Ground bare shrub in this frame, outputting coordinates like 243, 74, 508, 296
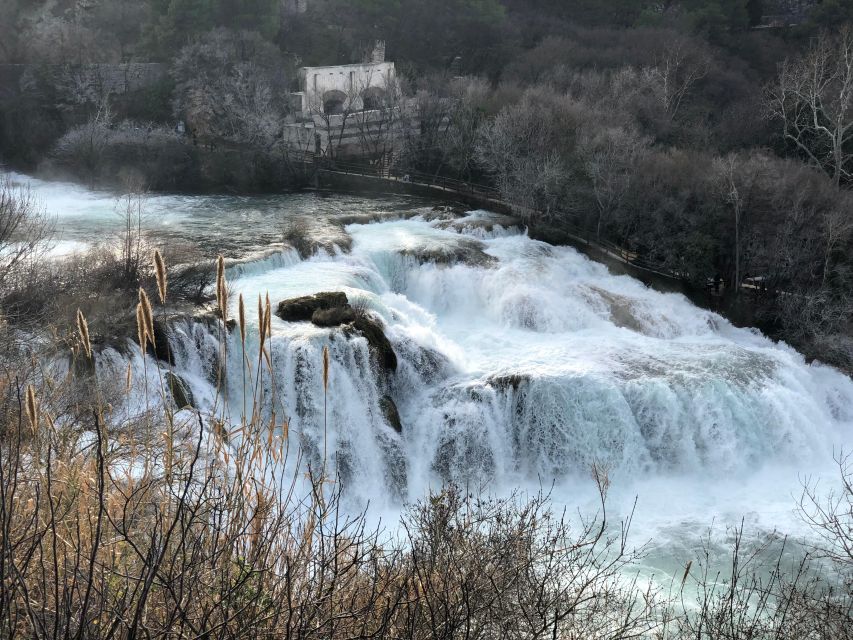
0, 177, 53, 294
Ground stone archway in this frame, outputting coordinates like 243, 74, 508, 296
361, 86, 387, 111
323, 89, 347, 115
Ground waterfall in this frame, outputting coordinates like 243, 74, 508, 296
110, 213, 851, 520
9, 163, 847, 576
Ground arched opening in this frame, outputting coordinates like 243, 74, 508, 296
361, 86, 387, 111
323, 90, 347, 115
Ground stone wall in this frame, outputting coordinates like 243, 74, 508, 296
0, 63, 168, 101
296, 62, 396, 114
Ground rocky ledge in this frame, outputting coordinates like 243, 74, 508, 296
276, 291, 397, 372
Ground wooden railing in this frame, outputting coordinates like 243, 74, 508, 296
326, 159, 503, 201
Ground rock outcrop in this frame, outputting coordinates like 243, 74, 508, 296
348, 315, 398, 372
487, 373, 529, 391
277, 292, 349, 322
165, 371, 194, 409
400, 238, 495, 267
148, 319, 175, 365
311, 305, 356, 327
380, 395, 403, 432
276, 291, 398, 372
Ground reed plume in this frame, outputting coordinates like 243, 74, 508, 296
76, 309, 91, 359
216, 255, 228, 320
265, 293, 272, 338
153, 249, 167, 304
238, 293, 246, 346
138, 288, 155, 349
25, 384, 38, 434
251, 489, 270, 549
680, 560, 693, 590
136, 302, 147, 351
322, 345, 330, 391
163, 422, 174, 483
257, 294, 264, 347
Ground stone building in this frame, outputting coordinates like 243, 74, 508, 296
290, 42, 395, 117
283, 42, 410, 161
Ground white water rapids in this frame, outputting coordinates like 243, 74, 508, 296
8, 171, 853, 578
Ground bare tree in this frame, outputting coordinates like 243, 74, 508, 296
716, 155, 747, 295
643, 40, 709, 121
798, 451, 853, 569
304, 69, 403, 164
305, 80, 360, 162
767, 27, 853, 188
352, 75, 408, 167
580, 124, 649, 240
401, 76, 492, 180
172, 29, 290, 150
821, 207, 853, 287
0, 178, 53, 293
114, 175, 151, 287
476, 89, 577, 220
53, 100, 113, 188
402, 77, 456, 174
218, 61, 285, 151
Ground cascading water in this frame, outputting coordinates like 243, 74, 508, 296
155, 213, 852, 516
8, 170, 853, 576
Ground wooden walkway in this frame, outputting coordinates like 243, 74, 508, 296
316, 160, 683, 284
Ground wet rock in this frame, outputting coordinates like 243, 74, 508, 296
276, 293, 397, 372
331, 210, 421, 226
165, 371, 194, 409
375, 429, 408, 500
400, 239, 496, 267
432, 430, 496, 484
435, 215, 521, 234
277, 292, 349, 322
588, 287, 645, 333
346, 315, 398, 372
402, 342, 453, 384
70, 350, 96, 379
353, 315, 398, 372
311, 305, 356, 327
148, 319, 175, 365
380, 395, 403, 432
282, 217, 352, 258
487, 373, 530, 391
421, 204, 465, 221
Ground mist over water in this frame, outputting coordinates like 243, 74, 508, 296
14, 172, 853, 578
